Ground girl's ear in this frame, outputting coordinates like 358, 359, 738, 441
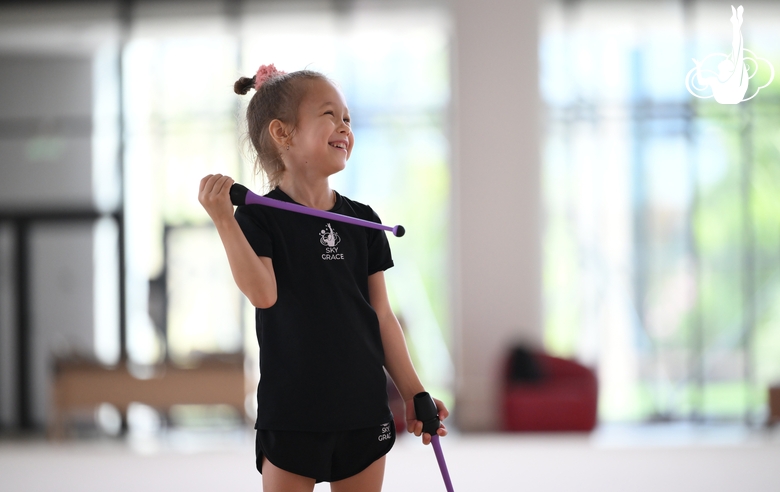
268, 119, 293, 147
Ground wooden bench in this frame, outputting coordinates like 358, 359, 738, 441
50, 354, 251, 438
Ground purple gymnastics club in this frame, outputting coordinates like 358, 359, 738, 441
229, 183, 405, 237
414, 392, 455, 492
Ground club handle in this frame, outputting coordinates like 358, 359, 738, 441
413, 392, 441, 435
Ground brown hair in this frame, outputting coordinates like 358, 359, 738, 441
234, 69, 330, 189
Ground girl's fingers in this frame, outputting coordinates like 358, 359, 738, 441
204, 174, 225, 194
198, 175, 235, 220
423, 422, 448, 445
209, 174, 225, 195
412, 420, 423, 437
434, 398, 449, 421
405, 395, 449, 444
199, 174, 231, 199
199, 174, 220, 196
215, 175, 234, 194
207, 175, 219, 192
437, 423, 448, 437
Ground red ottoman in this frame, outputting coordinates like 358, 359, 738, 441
502, 351, 598, 432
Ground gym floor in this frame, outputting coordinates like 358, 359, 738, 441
2, 423, 779, 491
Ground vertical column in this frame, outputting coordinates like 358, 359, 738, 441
0, 225, 16, 428
15, 221, 30, 429
451, 0, 542, 431
740, 103, 755, 424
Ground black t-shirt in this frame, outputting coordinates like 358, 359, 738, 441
234, 188, 395, 431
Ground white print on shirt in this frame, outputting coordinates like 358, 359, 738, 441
378, 422, 392, 442
319, 223, 344, 260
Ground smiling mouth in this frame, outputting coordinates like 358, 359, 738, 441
329, 142, 348, 151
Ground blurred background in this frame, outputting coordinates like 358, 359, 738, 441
1, 0, 779, 490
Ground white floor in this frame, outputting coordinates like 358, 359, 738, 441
2, 424, 780, 492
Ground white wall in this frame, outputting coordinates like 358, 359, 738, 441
451, 0, 543, 431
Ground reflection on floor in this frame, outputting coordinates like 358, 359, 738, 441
1, 423, 779, 492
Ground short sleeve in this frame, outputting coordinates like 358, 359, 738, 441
366, 207, 394, 275
234, 205, 273, 258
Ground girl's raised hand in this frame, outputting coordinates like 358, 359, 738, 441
198, 174, 235, 224
405, 396, 449, 445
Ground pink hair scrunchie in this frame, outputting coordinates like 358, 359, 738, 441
254, 63, 286, 90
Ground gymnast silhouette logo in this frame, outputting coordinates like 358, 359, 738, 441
320, 223, 345, 260
320, 223, 341, 247
685, 5, 774, 104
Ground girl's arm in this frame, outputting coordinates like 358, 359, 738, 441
369, 271, 448, 444
198, 174, 277, 308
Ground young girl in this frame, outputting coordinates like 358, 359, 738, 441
198, 64, 448, 492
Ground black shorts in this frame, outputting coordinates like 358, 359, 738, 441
255, 421, 396, 483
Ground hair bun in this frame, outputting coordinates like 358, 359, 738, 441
254, 64, 286, 90
234, 76, 255, 95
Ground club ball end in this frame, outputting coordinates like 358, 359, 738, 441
394, 225, 406, 237
229, 183, 249, 206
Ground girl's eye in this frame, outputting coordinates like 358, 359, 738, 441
324, 111, 349, 124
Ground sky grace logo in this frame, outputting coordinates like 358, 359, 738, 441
320, 223, 344, 260
685, 5, 775, 104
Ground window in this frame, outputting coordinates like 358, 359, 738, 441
541, 0, 780, 421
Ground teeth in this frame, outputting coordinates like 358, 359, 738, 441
330, 142, 346, 149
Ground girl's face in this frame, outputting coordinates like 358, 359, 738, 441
287, 79, 354, 179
